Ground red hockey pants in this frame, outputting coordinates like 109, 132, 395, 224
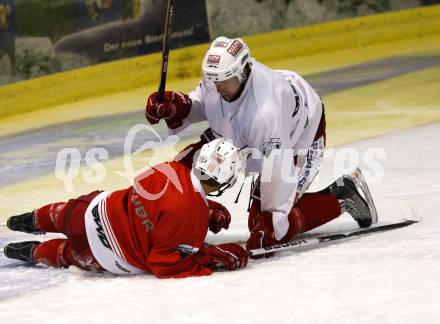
33, 191, 103, 270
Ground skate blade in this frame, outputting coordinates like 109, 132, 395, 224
350, 167, 378, 224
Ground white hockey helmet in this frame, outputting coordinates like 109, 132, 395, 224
202, 37, 251, 83
195, 138, 241, 190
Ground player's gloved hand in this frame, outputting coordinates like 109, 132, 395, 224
207, 199, 231, 234
145, 91, 192, 129
195, 243, 248, 271
246, 210, 277, 259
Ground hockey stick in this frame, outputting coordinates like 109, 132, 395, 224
157, 0, 175, 103
248, 219, 418, 257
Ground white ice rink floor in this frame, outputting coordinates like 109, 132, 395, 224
0, 122, 439, 324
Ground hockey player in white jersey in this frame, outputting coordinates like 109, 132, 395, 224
145, 37, 377, 257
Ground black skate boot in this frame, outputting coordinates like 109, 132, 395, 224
324, 168, 378, 228
3, 241, 40, 263
6, 211, 44, 235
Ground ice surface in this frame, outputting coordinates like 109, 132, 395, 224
0, 123, 439, 324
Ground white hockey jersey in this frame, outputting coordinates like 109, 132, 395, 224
172, 59, 323, 240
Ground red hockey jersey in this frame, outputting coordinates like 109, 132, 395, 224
85, 162, 212, 278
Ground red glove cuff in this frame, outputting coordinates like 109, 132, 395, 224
246, 202, 277, 258
207, 199, 231, 234
145, 91, 192, 128
195, 243, 248, 271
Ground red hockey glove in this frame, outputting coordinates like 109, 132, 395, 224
207, 199, 231, 234
195, 243, 248, 271
246, 209, 277, 259
145, 91, 192, 129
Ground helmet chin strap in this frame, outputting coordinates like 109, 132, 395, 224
207, 174, 236, 197
207, 182, 232, 197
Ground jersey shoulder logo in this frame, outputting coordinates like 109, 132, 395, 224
263, 138, 282, 156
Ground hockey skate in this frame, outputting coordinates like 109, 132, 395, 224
6, 212, 45, 234
328, 168, 378, 228
3, 241, 40, 263
6, 211, 44, 235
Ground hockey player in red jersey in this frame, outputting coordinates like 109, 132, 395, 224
4, 139, 248, 278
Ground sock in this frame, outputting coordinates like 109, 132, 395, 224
280, 192, 341, 243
